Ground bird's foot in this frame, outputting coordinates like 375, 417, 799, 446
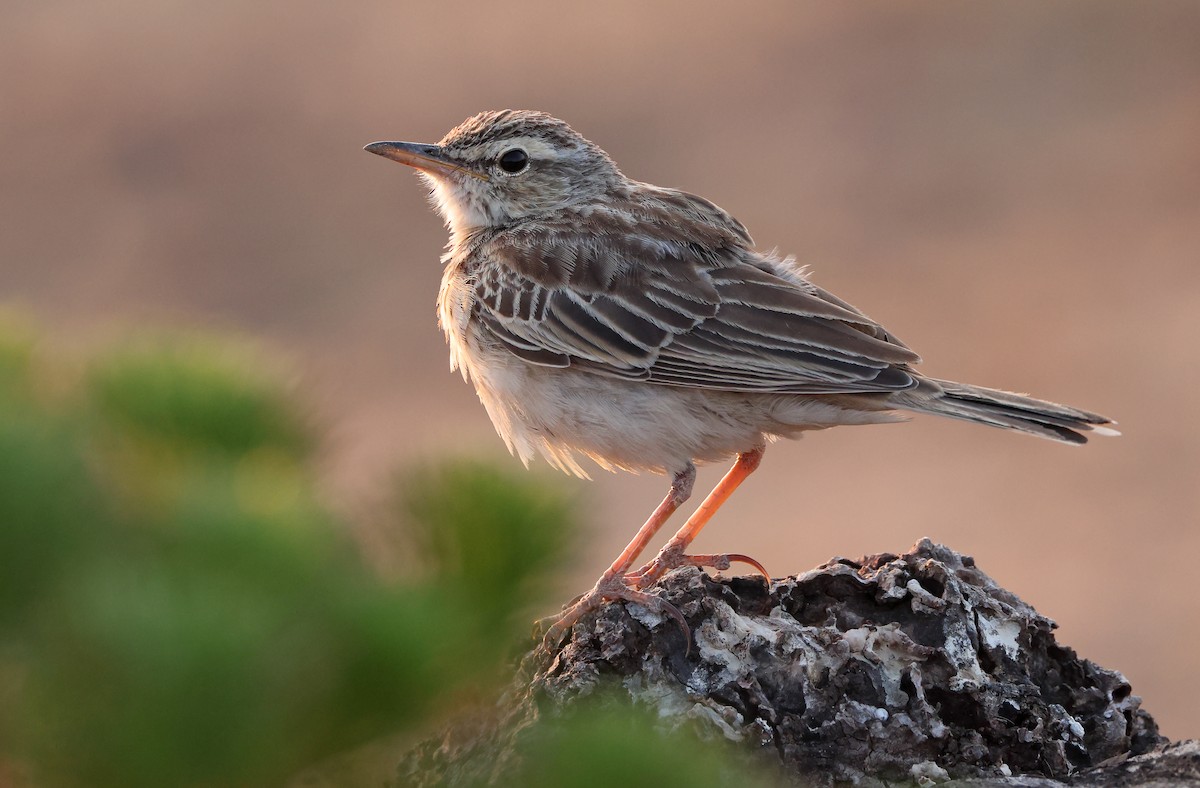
627, 545, 770, 590
538, 570, 689, 649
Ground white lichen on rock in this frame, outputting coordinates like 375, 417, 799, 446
399, 540, 1192, 788
534, 539, 1165, 784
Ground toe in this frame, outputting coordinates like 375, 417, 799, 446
539, 575, 691, 650
631, 551, 770, 589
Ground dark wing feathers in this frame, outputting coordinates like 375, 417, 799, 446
478, 318, 570, 368
546, 291, 651, 367
468, 207, 920, 394
585, 295, 672, 349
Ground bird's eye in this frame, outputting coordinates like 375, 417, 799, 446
497, 148, 528, 174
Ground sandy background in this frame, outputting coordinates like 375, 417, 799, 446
3, 1, 1198, 738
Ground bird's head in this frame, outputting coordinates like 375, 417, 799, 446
366, 110, 623, 238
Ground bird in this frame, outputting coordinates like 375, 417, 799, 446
364, 109, 1116, 643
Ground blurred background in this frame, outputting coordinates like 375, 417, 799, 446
2, 0, 1197, 743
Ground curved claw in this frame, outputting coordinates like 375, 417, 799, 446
630, 550, 771, 590
539, 579, 691, 654
722, 553, 771, 583
638, 593, 691, 652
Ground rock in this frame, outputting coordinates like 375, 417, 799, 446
399, 539, 1196, 786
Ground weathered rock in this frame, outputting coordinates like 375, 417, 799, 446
399, 540, 1195, 786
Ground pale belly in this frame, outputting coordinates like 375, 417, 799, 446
461, 338, 896, 477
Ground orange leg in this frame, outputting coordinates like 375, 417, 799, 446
632, 446, 768, 588
542, 465, 696, 644
542, 448, 773, 649
601, 465, 695, 578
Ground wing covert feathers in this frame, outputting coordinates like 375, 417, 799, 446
466, 199, 921, 395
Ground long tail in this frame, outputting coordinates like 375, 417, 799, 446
890, 377, 1118, 445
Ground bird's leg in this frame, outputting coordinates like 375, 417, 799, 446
600, 464, 696, 581
541, 465, 696, 645
631, 446, 769, 589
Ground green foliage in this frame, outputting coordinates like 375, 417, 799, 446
87, 336, 311, 458
401, 460, 576, 634
0, 323, 564, 786
0, 409, 102, 632
0, 309, 37, 393
0, 318, 774, 787
505, 700, 773, 788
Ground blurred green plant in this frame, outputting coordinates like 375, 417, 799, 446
400, 460, 575, 635
501, 699, 771, 788
0, 314, 774, 787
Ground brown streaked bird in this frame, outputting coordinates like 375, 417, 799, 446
365, 110, 1116, 642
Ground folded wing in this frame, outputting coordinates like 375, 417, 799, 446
469, 211, 921, 395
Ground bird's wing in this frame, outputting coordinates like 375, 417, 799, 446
468, 219, 921, 395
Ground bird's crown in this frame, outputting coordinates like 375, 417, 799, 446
439, 110, 592, 155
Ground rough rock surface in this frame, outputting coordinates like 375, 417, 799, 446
399, 540, 1196, 786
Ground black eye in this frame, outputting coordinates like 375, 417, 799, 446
498, 148, 528, 173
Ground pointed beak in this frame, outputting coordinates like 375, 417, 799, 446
363, 141, 488, 181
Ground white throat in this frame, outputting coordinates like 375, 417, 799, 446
423, 175, 496, 243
